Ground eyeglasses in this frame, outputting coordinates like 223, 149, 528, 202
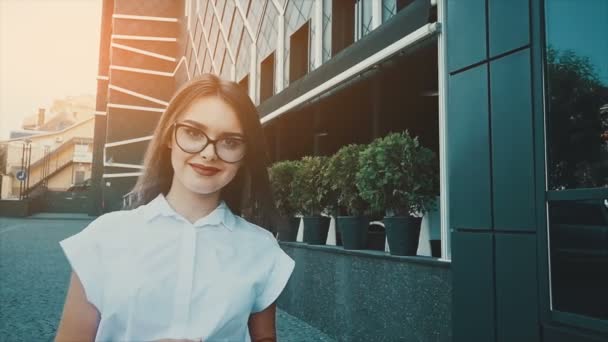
173, 122, 247, 163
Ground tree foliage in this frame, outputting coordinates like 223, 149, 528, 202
546, 46, 608, 189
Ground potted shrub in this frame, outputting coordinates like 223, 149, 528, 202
325, 144, 370, 250
268, 160, 301, 242
356, 131, 439, 256
291, 156, 331, 245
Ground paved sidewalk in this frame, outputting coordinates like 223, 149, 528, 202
27, 212, 95, 220
0, 216, 335, 341
277, 310, 336, 342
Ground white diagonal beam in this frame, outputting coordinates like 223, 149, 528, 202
234, 0, 255, 42
197, 14, 217, 73
270, 0, 284, 14
209, 0, 236, 64
112, 42, 176, 62
188, 29, 203, 74
109, 84, 169, 106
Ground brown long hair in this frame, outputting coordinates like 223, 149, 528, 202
128, 74, 276, 231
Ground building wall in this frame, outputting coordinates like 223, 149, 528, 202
447, 0, 606, 341
1, 119, 94, 199
95, 0, 181, 211
46, 165, 76, 190
4, 119, 94, 168
95, 0, 412, 210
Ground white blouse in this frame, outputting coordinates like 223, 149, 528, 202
59, 194, 295, 342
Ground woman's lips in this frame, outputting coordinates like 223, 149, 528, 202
189, 163, 220, 176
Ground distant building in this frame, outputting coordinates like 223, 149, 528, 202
21, 95, 95, 132
0, 117, 94, 199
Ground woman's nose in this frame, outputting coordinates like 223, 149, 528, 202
199, 142, 217, 160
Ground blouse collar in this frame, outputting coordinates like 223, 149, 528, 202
142, 193, 236, 231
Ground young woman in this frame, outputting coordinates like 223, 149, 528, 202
55, 74, 295, 342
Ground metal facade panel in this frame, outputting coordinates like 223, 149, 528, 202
488, 0, 530, 57
448, 64, 492, 229
452, 231, 496, 342
490, 48, 536, 231
495, 233, 540, 342
446, 0, 487, 72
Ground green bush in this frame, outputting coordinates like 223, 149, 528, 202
324, 144, 369, 216
268, 160, 301, 217
291, 156, 330, 216
356, 131, 439, 217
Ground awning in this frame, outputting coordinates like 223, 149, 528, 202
258, 0, 434, 123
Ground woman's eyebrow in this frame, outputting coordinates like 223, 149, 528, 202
181, 119, 244, 137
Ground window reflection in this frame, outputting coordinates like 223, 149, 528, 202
548, 200, 608, 320
545, 0, 608, 190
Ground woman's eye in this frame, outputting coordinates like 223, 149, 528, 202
222, 138, 242, 148
185, 128, 203, 138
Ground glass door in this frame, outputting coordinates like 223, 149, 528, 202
544, 0, 608, 324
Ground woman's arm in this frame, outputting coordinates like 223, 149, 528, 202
248, 301, 277, 342
55, 272, 100, 342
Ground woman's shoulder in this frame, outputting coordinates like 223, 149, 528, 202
84, 207, 142, 236
232, 215, 277, 245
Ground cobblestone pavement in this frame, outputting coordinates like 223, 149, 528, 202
0, 216, 335, 342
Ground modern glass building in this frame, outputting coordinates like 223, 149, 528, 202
92, 0, 607, 340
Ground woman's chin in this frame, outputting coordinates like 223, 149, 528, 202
183, 182, 222, 196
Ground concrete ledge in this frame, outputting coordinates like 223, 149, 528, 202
0, 199, 34, 217
277, 241, 452, 341
279, 241, 451, 268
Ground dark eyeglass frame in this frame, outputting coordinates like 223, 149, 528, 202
172, 122, 247, 163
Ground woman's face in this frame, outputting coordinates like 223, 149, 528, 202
168, 96, 245, 198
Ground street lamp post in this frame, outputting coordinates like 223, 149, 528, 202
19, 139, 32, 200
25, 140, 32, 198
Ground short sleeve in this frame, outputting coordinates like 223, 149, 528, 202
251, 239, 295, 313
59, 217, 105, 311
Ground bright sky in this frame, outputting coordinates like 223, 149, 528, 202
0, 0, 102, 140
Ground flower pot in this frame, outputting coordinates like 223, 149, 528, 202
383, 216, 422, 256
366, 220, 386, 250
277, 216, 300, 242
337, 216, 370, 250
334, 216, 343, 246
302, 216, 331, 245
430, 239, 441, 258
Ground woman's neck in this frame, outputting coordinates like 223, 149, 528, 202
165, 184, 221, 224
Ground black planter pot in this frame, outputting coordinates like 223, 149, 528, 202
430, 239, 441, 258
337, 216, 370, 250
334, 217, 343, 246
302, 216, 331, 245
277, 216, 300, 242
367, 221, 386, 250
383, 216, 422, 256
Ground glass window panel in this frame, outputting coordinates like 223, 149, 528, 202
548, 199, 608, 320
230, 8, 244, 53
223, 0, 236, 36
247, 0, 265, 38
545, 0, 608, 323
545, 0, 608, 190
209, 18, 220, 59
217, 0, 227, 20
361, 0, 374, 37
286, 0, 314, 36
258, 3, 278, 62
204, 1, 214, 35
236, 29, 252, 81
322, 0, 332, 63
382, 0, 397, 23
216, 35, 226, 74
